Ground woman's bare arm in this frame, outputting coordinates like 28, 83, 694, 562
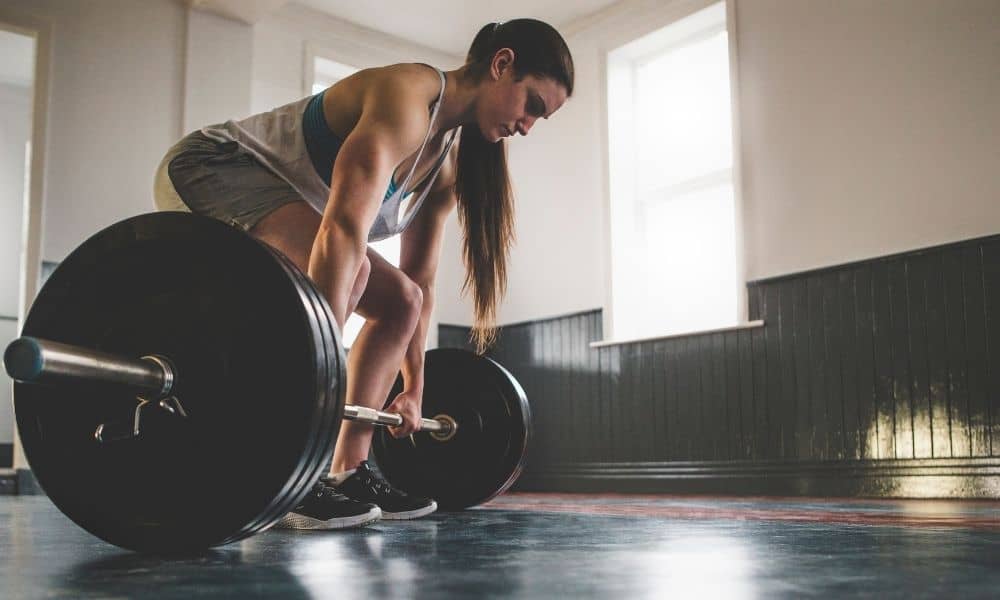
308, 74, 431, 330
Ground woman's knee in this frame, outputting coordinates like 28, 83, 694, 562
400, 279, 423, 320
365, 276, 422, 333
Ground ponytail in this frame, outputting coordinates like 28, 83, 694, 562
455, 19, 574, 354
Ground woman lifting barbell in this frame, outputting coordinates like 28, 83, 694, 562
152, 20, 574, 529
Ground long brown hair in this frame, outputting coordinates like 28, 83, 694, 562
456, 19, 575, 354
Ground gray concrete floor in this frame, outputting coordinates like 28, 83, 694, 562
2, 494, 999, 598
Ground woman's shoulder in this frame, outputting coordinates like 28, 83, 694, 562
346, 63, 442, 105
321, 63, 442, 142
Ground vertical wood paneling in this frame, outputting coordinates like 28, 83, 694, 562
666, 338, 682, 458
564, 316, 576, 462
748, 284, 759, 321
923, 253, 952, 457
539, 319, 552, 464
574, 316, 588, 462
821, 272, 845, 459
768, 281, 803, 458
907, 255, 934, 458
442, 234, 998, 482
589, 313, 601, 462
725, 331, 743, 460
792, 279, 812, 459
807, 276, 829, 459
871, 261, 896, 459
651, 341, 664, 459
737, 330, 755, 459
943, 248, 972, 457
621, 343, 634, 461
963, 245, 991, 457
601, 344, 614, 462
704, 334, 722, 460
838, 269, 861, 460
608, 345, 622, 461
678, 337, 695, 458
983, 241, 1000, 456
642, 341, 657, 460
854, 266, 878, 460
622, 343, 636, 461
639, 342, 653, 461
768, 281, 789, 458
697, 336, 711, 460
751, 321, 769, 461
889, 259, 916, 458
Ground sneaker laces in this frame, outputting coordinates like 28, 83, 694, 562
358, 467, 401, 498
311, 481, 352, 503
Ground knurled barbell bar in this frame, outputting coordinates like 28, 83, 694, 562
4, 212, 531, 553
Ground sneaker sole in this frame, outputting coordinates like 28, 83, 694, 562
272, 505, 382, 530
381, 500, 438, 520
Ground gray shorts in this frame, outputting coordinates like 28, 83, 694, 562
153, 131, 302, 232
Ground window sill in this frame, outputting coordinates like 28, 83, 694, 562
589, 320, 765, 349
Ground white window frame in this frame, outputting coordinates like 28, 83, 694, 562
598, 0, 751, 346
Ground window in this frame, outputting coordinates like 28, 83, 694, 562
311, 55, 399, 349
606, 2, 737, 341
312, 56, 357, 95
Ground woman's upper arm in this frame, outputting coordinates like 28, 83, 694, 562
321, 76, 429, 235
399, 152, 458, 287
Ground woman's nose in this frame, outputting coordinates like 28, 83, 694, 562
517, 118, 535, 136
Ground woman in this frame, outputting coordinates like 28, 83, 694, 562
154, 19, 574, 529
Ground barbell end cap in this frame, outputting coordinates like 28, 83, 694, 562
4, 337, 45, 382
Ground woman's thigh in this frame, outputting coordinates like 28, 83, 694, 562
251, 203, 373, 318
249, 201, 321, 273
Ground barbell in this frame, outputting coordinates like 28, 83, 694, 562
3, 212, 531, 553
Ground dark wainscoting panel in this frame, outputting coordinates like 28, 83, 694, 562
0, 444, 11, 469
439, 234, 1000, 498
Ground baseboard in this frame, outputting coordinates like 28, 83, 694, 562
515, 458, 1000, 499
16, 468, 42, 495
0, 469, 14, 495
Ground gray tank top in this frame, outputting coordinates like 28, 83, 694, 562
200, 66, 457, 243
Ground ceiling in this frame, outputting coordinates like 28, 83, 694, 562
293, 0, 621, 56
0, 29, 34, 88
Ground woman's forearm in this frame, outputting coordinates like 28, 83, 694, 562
308, 222, 367, 332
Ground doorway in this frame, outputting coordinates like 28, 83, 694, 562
0, 23, 38, 469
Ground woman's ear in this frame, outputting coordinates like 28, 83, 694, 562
490, 48, 517, 81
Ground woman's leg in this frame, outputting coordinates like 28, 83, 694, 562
329, 248, 423, 474
249, 202, 421, 474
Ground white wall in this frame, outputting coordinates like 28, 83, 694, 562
184, 9, 254, 132
735, 0, 1000, 280
2, 0, 187, 262
252, 4, 459, 113
0, 82, 30, 446
435, 0, 1000, 329
0, 83, 30, 319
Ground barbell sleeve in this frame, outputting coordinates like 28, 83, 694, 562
4, 336, 174, 399
5, 336, 454, 436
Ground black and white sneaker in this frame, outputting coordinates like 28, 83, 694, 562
273, 481, 382, 530
328, 461, 437, 520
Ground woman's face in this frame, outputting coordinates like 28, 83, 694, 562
478, 49, 568, 143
